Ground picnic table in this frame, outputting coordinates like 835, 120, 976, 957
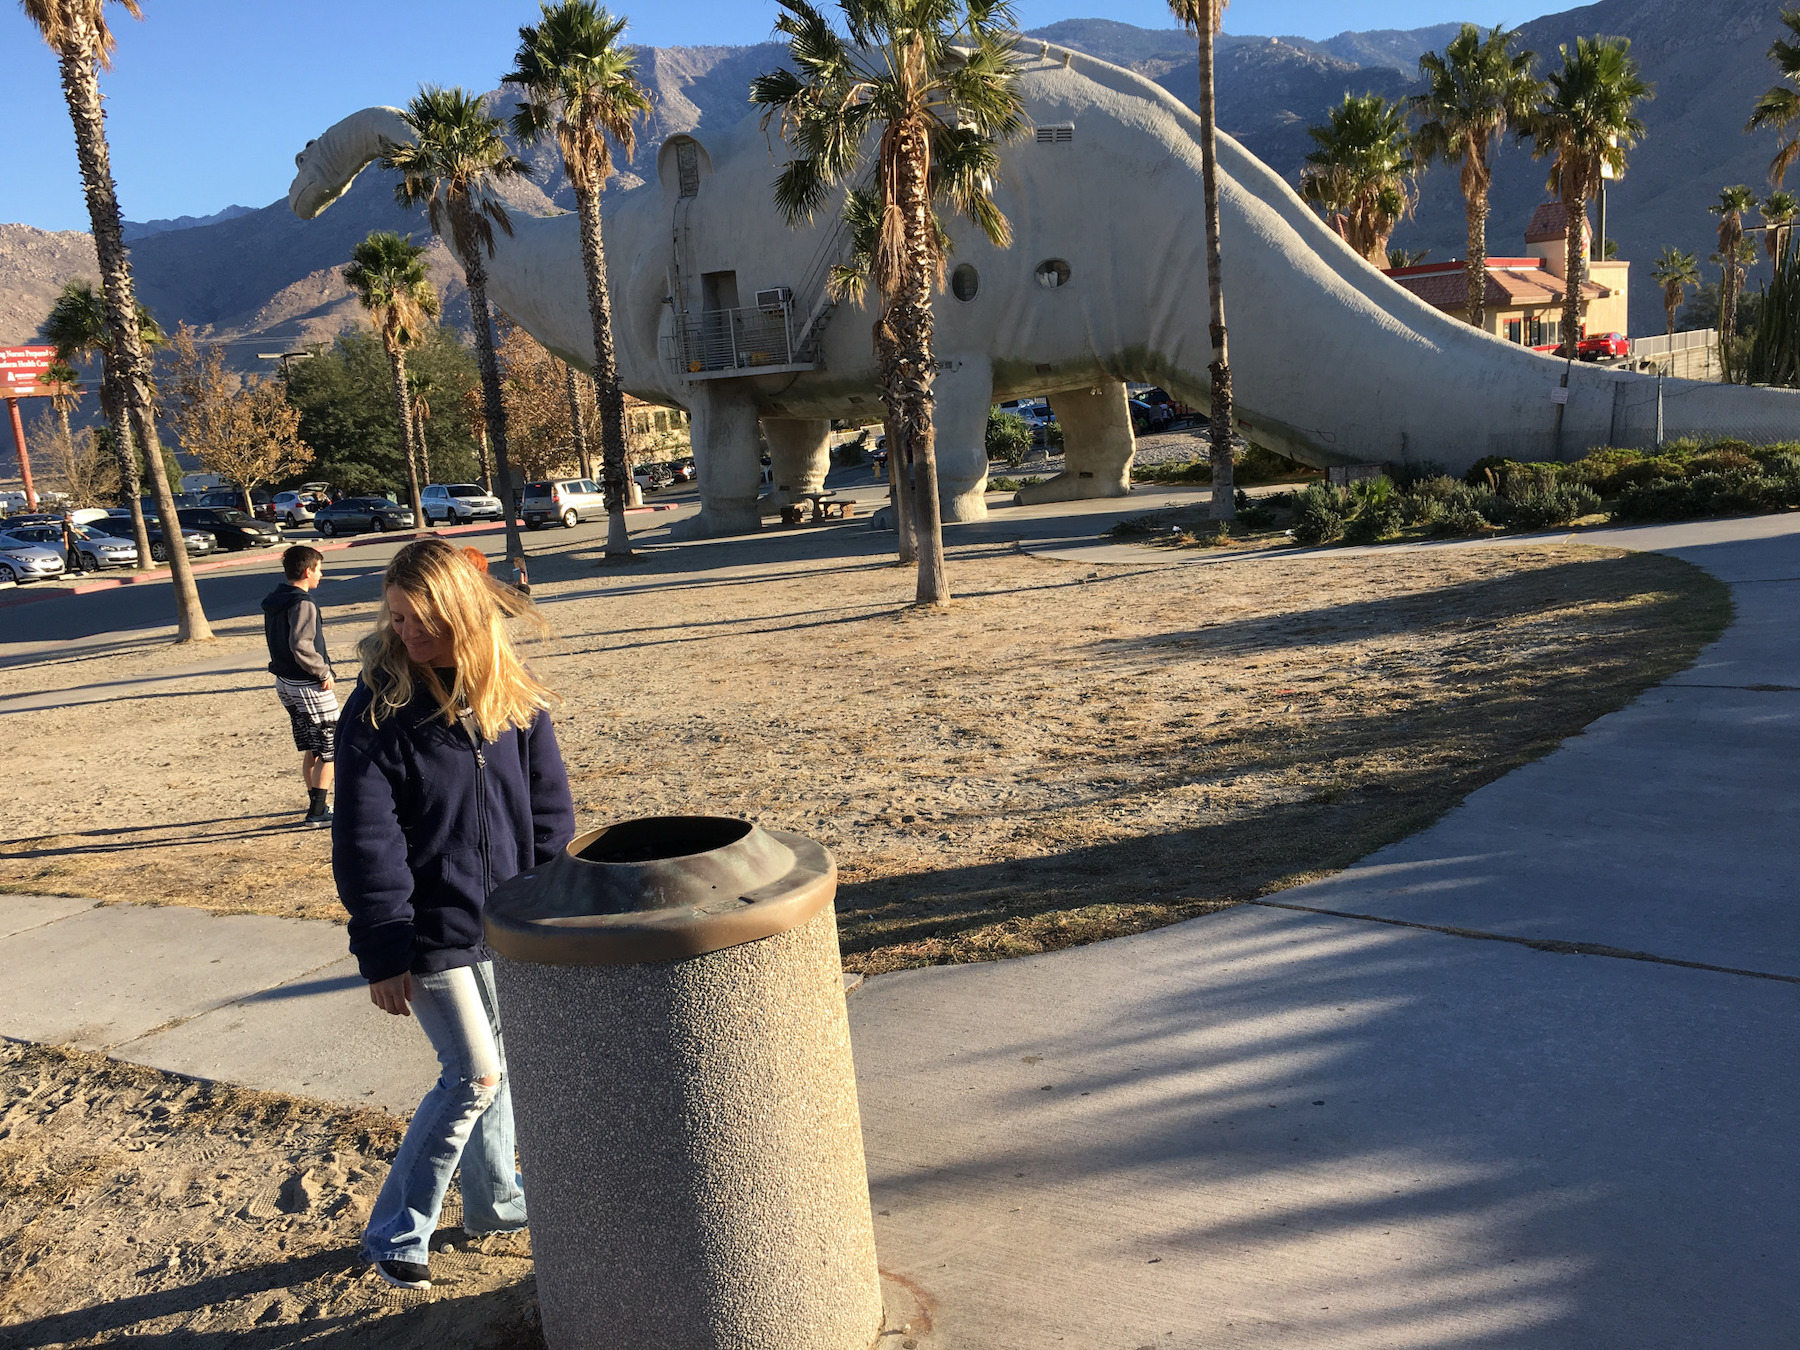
798, 491, 854, 523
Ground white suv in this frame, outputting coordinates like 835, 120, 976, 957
522, 478, 605, 529
272, 490, 324, 527
423, 483, 504, 525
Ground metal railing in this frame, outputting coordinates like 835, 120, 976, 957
663, 299, 798, 375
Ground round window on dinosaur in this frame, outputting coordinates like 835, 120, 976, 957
1035, 258, 1072, 289
951, 263, 979, 302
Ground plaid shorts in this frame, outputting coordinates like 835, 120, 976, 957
275, 677, 340, 760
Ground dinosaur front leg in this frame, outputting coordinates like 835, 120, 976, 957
762, 418, 831, 511
1020, 381, 1137, 504
680, 382, 764, 538
933, 355, 995, 523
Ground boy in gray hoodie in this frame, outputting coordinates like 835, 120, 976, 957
262, 545, 337, 827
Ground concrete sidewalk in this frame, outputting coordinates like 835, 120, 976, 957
2, 514, 1796, 1345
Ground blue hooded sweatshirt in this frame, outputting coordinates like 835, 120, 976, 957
331, 673, 576, 983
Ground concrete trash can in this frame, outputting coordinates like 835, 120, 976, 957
483, 815, 884, 1350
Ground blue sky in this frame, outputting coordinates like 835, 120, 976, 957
2, 0, 1528, 233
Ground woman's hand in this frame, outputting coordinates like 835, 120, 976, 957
369, 973, 414, 1016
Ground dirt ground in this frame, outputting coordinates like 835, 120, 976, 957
0, 530, 1726, 973
0, 523, 1730, 1346
0, 1041, 540, 1348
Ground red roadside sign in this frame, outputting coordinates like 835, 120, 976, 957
0, 346, 56, 399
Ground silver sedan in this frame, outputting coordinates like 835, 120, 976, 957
0, 533, 69, 585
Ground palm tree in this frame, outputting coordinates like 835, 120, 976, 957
1749, 8, 1800, 187
39, 278, 162, 569
503, 0, 651, 562
752, 0, 1025, 604
42, 360, 82, 446
1171, 0, 1235, 519
1650, 247, 1700, 336
408, 368, 436, 484
23, 0, 209, 638
564, 365, 592, 480
1300, 93, 1418, 267
1712, 185, 1759, 352
343, 231, 438, 527
383, 85, 530, 564
1761, 190, 1798, 263
1523, 36, 1652, 359
1412, 24, 1541, 329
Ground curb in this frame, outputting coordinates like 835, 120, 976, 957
0, 507, 680, 611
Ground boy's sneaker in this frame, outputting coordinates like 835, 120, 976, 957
302, 806, 333, 829
373, 1258, 430, 1290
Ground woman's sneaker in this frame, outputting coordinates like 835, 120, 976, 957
373, 1258, 430, 1290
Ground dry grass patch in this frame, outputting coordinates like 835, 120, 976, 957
0, 1041, 540, 1347
0, 538, 1726, 974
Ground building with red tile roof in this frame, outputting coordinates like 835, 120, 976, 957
1383, 203, 1630, 350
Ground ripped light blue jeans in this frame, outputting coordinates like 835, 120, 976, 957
362, 961, 528, 1264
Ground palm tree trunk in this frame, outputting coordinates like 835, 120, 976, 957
1720, 226, 1742, 353
565, 364, 592, 480
873, 319, 915, 564
387, 342, 423, 527
416, 409, 432, 485
571, 179, 633, 560
1560, 185, 1587, 359
1465, 182, 1490, 328
1664, 288, 1677, 338
475, 421, 492, 494
101, 367, 152, 572
892, 122, 948, 606
57, 35, 211, 640
451, 202, 525, 565
1198, 8, 1236, 521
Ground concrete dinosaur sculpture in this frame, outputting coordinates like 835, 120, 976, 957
291, 45, 1800, 537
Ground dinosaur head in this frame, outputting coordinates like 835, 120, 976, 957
288, 107, 416, 219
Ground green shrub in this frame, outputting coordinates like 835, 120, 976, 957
1292, 482, 1353, 544
1341, 477, 1404, 543
1237, 444, 1309, 484
986, 411, 1033, 468
1429, 505, 1491, 537
1132, 458, 1212, 484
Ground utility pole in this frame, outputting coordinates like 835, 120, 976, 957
5, 398, 35, 510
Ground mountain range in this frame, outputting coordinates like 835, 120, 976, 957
0, 0, 1789, 368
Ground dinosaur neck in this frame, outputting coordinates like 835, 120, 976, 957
288, 107, 414, 220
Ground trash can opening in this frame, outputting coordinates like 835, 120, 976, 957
578, 815, 753, 864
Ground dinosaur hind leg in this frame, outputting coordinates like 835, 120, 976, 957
1018, 380, 1136, 504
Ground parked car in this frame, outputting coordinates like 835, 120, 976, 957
311, 497, 417, 537
175, 507, 285, 551
672, 459, 697, 482
195, 487, 277, 520
1577, 331, 1629, 361
422, 483, 505, 524
522, 478, 606, 529
0, 532, 68, 584
632, 463, 674, 493
271, 490, 328, 527
0, 523, 138, 570
69, 507, 113, 526
90, 514, 218, 561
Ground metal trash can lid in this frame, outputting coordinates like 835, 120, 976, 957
484, 815, 837, 966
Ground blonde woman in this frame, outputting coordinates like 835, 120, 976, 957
332, 537, 574, 1291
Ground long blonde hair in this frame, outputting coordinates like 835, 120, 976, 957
359, 537, 556, 739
